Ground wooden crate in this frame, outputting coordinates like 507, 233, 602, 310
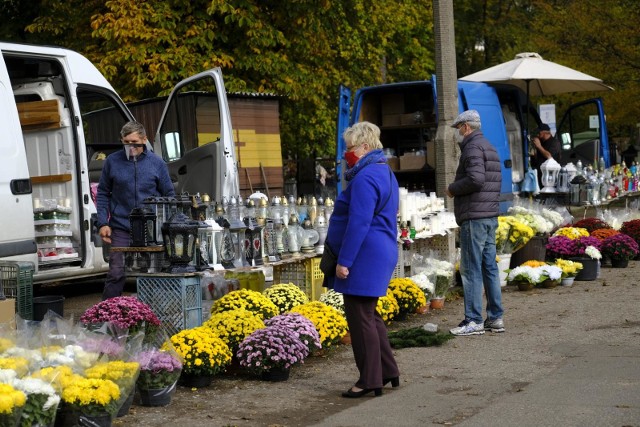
17, 99, 61, 131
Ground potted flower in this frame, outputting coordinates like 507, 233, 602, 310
600, 233, 639, 268
134, 348, 183, 406
546, 236, 601, 281
590, 228, 620, 241
537, 264, 563, 288
203, 308, 265, 351
388, 278, 428, 316
506, 265, 541, 291
263, 283, 309, 313
496, 216, 535, 255
0, 383, 26, 427
552, 227, 590, 239
620, 219, 640, 255
168, 326, 232, 388
290, 302, 348, 349
318, 289, 345, 316
84, 360, 140, 417
573, 217, 611, 233
210, 289, 279, 320
61, 377, 121, 425
555, 259, 583, 286
80, 296, 161, 340
264, 313, 322, 354
376, 289, 400, 324
11, 377, 60, 427
236, 325, 309, 381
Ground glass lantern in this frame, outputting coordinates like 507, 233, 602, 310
314, 213, 328, 255
161, 212, 199, 273
287, 214, 302, 257
129, 206, 157, 247
540, 158, 561, 193
556, 167, 570, 193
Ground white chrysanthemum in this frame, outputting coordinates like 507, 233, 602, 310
410, 273, 435, 295
540, 265, 563, 281
12, 377, 60, 410
2, 346, 44, 365
0, 368, 17, 383
585, 246, 602, 260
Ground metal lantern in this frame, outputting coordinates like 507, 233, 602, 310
129, 207, 157, 247
161, 212, 199, 273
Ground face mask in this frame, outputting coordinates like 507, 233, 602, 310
345, 150, 360, 168
124, 144, 144, 160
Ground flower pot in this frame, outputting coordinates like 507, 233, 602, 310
138, 383, 176, 407
78, 413, 112, 427
510, 235, 548, 268
416, 304, 429, 314
497, 254, 512, 287
540, 279, 560, 288
430, 297, 445, 310
610, 258, 629, 268
340, 332, 352, 345
514, 281, 534, 291
116, 389, 135, 417
561, 277, 575, 287
178, 372, 213, 388
260, 367, 290, 382
569, 257, 598, 281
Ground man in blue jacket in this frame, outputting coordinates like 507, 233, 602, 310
97, 121, 175, 299
446, 110, 504, 336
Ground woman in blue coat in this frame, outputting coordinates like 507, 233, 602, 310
325, 121, 400, 398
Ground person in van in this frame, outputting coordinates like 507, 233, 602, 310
530, 123, 561, 181
96, 121, 175, 300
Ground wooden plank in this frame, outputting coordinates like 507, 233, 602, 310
31, 174, 72, 184
17, 100, 60, 129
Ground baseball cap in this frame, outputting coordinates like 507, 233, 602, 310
534, 123, 551, 133
451, 110, 481, 128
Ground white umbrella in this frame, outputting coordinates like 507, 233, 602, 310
460, 52, 613, 133
461, 52, 613, 96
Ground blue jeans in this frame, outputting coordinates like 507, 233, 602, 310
459, 217, 503, 324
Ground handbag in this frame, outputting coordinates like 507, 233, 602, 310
319, 242, 338, 276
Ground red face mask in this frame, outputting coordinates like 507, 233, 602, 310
344, 150, 360, 168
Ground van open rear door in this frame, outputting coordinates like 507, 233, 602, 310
335, 85, 351, 196
556, 98, 610, 167
155, 69, 239, 202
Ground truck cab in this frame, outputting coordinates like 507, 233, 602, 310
0, 42, 238, 283
336, 78, 610, 210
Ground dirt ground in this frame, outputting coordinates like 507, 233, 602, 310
49, 259, 640, 427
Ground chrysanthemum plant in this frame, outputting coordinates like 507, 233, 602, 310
167, 327, 232, 377
264, 313, 321, 354
290, 302, 348, 349
236, 325, 309, 374
203, 309, 265, 351
134, 348, 183, 390
210, 289, 278, 320
80, 296, 161, 341
263, 283, 309, 313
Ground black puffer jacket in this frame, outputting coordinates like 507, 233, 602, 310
448, 130, 501, 224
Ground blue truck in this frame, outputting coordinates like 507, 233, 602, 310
335, 78, 611, 209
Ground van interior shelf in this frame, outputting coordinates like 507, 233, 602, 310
31, 174, 72, 184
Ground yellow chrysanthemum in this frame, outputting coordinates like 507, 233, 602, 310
61, 377, 120, 415
388, 278, 427, 316
553, 227, 590, 240
0, 383, 26, 414
203, 308, 265, 349
376, 288, 400, 324
0, 357, 30, 377
263, 283, 309, 313
210, 289, 279, 320
290, 302, 348, 348
167, 327, 232, 376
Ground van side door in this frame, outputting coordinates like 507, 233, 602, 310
556, 98, 610, 167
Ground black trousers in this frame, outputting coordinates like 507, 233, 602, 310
343, 294, 399, 389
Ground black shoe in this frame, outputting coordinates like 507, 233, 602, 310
383, 376, 400, 388
341, 387, 383, 398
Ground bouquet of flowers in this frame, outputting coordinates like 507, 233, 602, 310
167, 327, 232, 377
540, 208, 567, 231
496, 216, 535, 254
236, 325, 309, 374
388, 278, 427, 316
318, 290, 344, 315
60, 377, 121, 417
506, 265, 542, 284
11, 377, 60, 427
555, 259, 583, 278
290, 302, 348, 349
210, 289, 278, 320
0, 383, 26, 427
376, 288, 400, 324
40, 345, 100, 371
507, 206, 554, 234
546, 236, 601, 260
552, 227, 589, 240
620, 219, 640, 248
80, 296, 161, 339
263, 283, 309, 313
203, 309, 265, 351
573, 217, 611, 233
134, 348, 183, 390
264, 313, 322, 354
84, 360, 140, 409
29, 365, 79, 395
0, 356, 30, 378
0, 338, 14, 354
409, 272, 435, 300
600, 233, 639, 261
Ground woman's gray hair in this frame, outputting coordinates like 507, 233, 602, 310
343, 121, 383, 150
120, 121, 147, 139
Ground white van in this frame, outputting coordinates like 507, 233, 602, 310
0, 42, 239, 283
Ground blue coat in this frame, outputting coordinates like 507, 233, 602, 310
326, 163, 399, 297
97, 148, 175, 232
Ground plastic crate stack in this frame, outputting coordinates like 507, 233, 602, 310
0, 261, 35, 320
272, 257, 325, 301
136, 275, 202, 336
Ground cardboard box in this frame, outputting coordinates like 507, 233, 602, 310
381, 93, 404, 115
382, 114, 401, 127
387, 157, 400, 171
399, 154, 427, 170
0, 298, 16, 327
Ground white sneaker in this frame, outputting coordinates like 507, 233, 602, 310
450, 321, 485, 336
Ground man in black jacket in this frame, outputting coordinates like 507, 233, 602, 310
446, 110, 505, 336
